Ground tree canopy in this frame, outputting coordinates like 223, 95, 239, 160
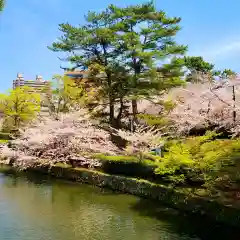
0, 86, 41, 131
44, 75, 85, 120
49, 1, 187, 128
0, 0, 4, 11
184, 56, 214, 73
218, 68, 237, 79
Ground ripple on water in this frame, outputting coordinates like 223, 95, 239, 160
0, 173, 237, 240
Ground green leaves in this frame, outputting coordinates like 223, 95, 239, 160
0, 0, 4, 12
218, 68, 237, 79
108, 1, 187, 101
154, 131, 240, 189
183, 56, 237, 83
183, 56, 216, 82
184, 56, 214, 73
0, 86, 41, 131
46, 75, 86, 119
50, 1, 187, 125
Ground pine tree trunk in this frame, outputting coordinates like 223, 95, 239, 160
131, 99, 138, 131
107, 73, 115, 126
232, 85, 236, 125
116, 97, 124, 129
132, 58, 139, 130
109, 99, 114, 126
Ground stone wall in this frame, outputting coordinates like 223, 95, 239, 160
31, 165, 240, 228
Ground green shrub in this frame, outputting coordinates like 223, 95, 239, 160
94, 154, 159, 180
137, 113, 170, 127
94, 132, 240, 193
0, 132, 12, 140
95, 154, 139, 162
155, 131, 240, 188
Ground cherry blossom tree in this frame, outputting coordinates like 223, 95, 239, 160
168, 76, 240, 135
0, 111, 120, 170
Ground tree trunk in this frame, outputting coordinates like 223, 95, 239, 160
115, 97, 125, 129
131, 99, 138, 130
107, 72, 115, 126
131, 53, 140, 130
232, 85, 236, 125
109, 98, 114, 125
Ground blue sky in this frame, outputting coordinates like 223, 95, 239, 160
1, 0, 240, 92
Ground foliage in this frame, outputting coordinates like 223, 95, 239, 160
94, 153, 139, 162
109, 2, 187, 123
218, 69, 237, 79
0, 87, 41, 131
94, 153, 158, 179
137, 99, 176, 127
0, 132, 12, 140
44, 75, 86, 119
50, 1, 186, 127
184, 56, 214, 74
0, 139, 8, 144
137, 114, 171, 127
2, 0, 239, 206
0, 0, 4, 11
49, 8, 123, 125
184, 56, 215, 82
155, 131, 240, 190
184, 56, 237, 85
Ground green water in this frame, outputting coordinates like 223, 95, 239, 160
0, 173, 237, 240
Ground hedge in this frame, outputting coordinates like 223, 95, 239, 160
94, 154, 160, 181
0, 132, 12, 140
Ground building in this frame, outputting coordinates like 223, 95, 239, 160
12, 73, 51, 115
64, 70, 89, 80
64, 70, 106, 88
13, 73, 50, 93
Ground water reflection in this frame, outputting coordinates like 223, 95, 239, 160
0, 173, 238, 240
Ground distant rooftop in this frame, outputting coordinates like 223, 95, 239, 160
65, 70, 107, 80
65, 71, 89, 79
13, 73, 50, 90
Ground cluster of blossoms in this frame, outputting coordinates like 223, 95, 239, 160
111, 125, 169, 156
167, 79, 240, 135
0, 112, 119, 169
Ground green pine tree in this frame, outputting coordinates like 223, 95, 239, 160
50, 1, 186, 128
219, 69, 237, 79
184, 56, 215, 82
0, 0, 4, 11
109, 1, 187, 124
49, 9, 126, 126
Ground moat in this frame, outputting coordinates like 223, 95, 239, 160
0, 173, 237, 240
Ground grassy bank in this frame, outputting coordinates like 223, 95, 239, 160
1, 163, 240, 228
